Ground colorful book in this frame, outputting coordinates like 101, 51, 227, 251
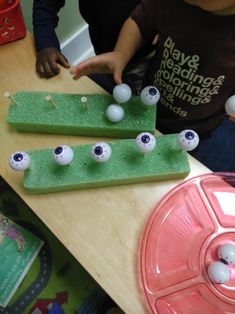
0, 213, 44, 308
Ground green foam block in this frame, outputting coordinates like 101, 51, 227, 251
23, 134, 190, 194
6, 91, 156, 138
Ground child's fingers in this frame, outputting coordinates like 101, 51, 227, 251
71, 63, 100, 80
229, 116, 235, 123
70, 65, 90, 80
70, 56, 111, 80
48, 58, 60, 74
57, 53, 70, 68
114, 68, 123, 85
152, 34, 159, 45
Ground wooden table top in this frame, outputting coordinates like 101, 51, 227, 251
0, 33, 210, 313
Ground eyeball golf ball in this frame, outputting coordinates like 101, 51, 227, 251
113, 83, 132, 103
177, 129, 199, 151
207, 261, 230, 284
9, 152, 31, 171
136, 132, 156, 154
218, 243, 235, 264
91, 142, 112, 162
53, 145, 74, 166
106, 104, 124, 122
140, 86, 160, 106
225, 95, 235, 117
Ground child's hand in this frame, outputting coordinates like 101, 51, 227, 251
36, 47, 70, 78
70, 51, 127, 85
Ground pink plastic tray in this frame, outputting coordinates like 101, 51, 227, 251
139, 172, 235, 314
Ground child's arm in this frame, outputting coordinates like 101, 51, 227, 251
33, 0, 70, 77
70, 17, 144, 84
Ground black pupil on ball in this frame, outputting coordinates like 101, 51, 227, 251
141, 135, 150, 143
55, 146, 63, 155
94, 146, 103, 155
149, 88, 157, 96
14, 153, 23, 162
185, 131, 194, 140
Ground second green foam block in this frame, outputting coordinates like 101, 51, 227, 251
23, 134, 190, 194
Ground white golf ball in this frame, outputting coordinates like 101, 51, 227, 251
218, 243, 235, 265
53, 145, 74, 166
113, 83, 132, 103
91, 142, 112, 163
207, 261, 230, 284
225, 95, 235, 117
136, 132, 156, 154
177, 129, 199, 151
140, 86, 160, 106
106, 104, 124, 122
9, 151, 31, 171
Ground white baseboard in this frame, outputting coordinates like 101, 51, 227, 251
60, 24, 95, 66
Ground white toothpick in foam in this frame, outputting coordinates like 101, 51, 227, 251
80, 96, 88, 109
45, 95, 58, 108
4, 92, 20, 106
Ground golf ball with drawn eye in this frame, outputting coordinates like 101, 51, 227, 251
113, 83, 132, 103
106, 104, 124, 122
53, 145, 74, 166
218, 243, 235, 265
136, 132, 156, 154
9, 151, 31, 171
207, 261, 230, 284
177, 129, 199, 151
140, 86, 160, 106
91, 142, 112, 162
225, 95, 235, 117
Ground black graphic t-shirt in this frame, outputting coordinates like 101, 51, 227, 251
132, 0, 235, 133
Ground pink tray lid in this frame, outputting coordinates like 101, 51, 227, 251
139, 172, 235, 314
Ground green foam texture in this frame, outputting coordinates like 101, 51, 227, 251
6, 91, 156, 138
23, 134, 190, 194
